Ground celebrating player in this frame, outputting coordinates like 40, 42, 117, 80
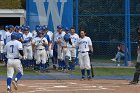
55, 25, 66, 70
32, 29, 48, 72
23, 26, 33, 68
69, 27, 79, 70
5, 25, 14, 44
4, 32, 25, 93
77, 30, 93, 80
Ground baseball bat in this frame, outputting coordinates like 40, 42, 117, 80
90, 64, 95, 78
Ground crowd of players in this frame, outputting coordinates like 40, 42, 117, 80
0, 25, 80, 73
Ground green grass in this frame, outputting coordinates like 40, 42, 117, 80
72, 67, 135, 76
0, 65, 135, 76
0, 66, 39, 76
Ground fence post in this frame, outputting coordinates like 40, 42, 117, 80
26, 0, 29, 26
125, 0, 131, 66
76, 0, 79, 33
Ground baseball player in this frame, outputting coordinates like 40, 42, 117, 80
63, 27, 72, 71
42, 26, 51, 70
69, 27, 79, 70
5, 25, 14, 44
77, 30, 93, 80
22, 26, 33, 68
4, 32, 24, 93
5, 25, 9, 32
0, 25, 6, 61
55, 25, 66, 70
130, 26, 140, 84
32, 30, 48, 72
15, 26, 23, 42
42, 25, 54, 68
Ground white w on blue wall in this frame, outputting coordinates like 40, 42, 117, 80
27, 0, 73, 32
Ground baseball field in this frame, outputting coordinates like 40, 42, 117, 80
0, 60, 140, 93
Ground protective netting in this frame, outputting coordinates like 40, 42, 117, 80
74, 0, 140, 59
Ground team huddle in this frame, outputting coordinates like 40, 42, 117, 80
0, 25, 93, 93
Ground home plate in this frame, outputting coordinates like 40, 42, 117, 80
53, 86, 68, 88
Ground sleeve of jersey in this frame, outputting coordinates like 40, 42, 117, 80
18, 42, 23, 50
44, 38, 48, 44
3, 44, 7, 53
46, 35, 51, 43
88, 37, 92, 46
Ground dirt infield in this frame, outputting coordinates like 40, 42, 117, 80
0, 80, 140, 93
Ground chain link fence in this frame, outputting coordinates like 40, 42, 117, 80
73, 0, 140, 65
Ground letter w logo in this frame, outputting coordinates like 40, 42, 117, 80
34, 0, 67, 32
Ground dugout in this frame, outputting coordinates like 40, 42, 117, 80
0, 9, 25, 26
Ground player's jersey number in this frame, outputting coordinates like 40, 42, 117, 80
10, 45, 14, 53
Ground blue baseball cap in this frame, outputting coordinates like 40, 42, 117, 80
5, 25, 9, 29
65, 27, 69, 32
9, 25, 14, 28
15, 26, 21, 30
57, 25, 63, 29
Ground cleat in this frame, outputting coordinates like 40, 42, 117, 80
129, 81, 138, 85
12, 80, 18, 90
117, 64, 120, 67
87, 76, 92, 81
58, 67, 62, 70
111, 58, 116, 62
7, 88, 12, 93
80, 77, 86, 81
53, 65, 57, 70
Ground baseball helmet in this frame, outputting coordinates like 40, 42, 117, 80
5, 25, 9, 29
64, 34, 70, 42
37, 30, 44, 35
22, 24, 26, 27
11, 32, 17, 40
9, 25, 14, 29
65, 27, 69, 32
57, 25, 63, 29
42, 25, 48, 30
23, 27, 29, 31
15, 26, 21, 30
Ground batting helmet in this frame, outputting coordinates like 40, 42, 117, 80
57, 25, 63, 29
65, 27, 69, 32
15, 26, 21, 30
5, 25, 9, 29
9, 25, 14, 29
64, 34, 70, 42
11, 32, 17, 40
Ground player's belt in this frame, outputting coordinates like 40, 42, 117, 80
36, 48, 45, 50
79, 51, 88, 53
24, 45, 31, 47
8, 58, 19, 59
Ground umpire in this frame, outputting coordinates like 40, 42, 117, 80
130, 26, 140, 84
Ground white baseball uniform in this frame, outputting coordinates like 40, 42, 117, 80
78, 36, 92, 69
69, 33, 79, 58
6, 32, 12, 44
4, 40, 23, 78
0, 30, 6, 53
32, 37, 48, 64
23, 32, 33, 60
32, 30, 37, 39
55, 31, 66, 60
47, 31, 53, 58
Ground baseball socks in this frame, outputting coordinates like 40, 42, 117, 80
7, 77, 12, 90
87, 70, 91, 80
11, 72, 23, 90
81, 69, 85, 80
